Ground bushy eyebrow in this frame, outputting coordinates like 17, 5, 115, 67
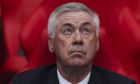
62, 23, 73, 27
81, 22, 91, 26
81, 22, 96, 30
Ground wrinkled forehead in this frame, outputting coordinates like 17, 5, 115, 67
56, 11, 93, 26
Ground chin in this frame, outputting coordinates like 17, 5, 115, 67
68, 59, 88, 67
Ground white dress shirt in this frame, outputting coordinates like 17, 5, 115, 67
57, 69, 91, 84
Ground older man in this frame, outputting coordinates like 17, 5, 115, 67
11, 2, 135, 84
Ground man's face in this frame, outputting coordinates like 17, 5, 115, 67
49, 11, 98, 68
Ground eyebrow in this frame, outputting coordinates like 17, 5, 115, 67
62, 23, 73, 27
81, 22, 91, 26
82, 22, 96, 28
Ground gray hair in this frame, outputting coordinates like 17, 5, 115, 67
48, 2, 100, 38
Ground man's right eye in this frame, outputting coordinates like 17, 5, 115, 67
63, 27, 72, 35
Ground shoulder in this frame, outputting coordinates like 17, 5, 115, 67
91, 66, 136, 84
11, 64, 57, 84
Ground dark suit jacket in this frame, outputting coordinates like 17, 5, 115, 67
11, 64, 136, 84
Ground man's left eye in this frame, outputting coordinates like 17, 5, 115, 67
82, 28, 90, 35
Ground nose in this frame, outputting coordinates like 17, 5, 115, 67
73, 31, 83, 45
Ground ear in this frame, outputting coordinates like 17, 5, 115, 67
48, 37, 54, 52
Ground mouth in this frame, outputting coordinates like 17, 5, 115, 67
68, 50, 86, 57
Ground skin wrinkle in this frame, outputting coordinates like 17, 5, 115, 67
48, 11, 98, 83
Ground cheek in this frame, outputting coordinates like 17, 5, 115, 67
58, 34, 73, 49
53, 35, 72, 57
85, 38, 98, 57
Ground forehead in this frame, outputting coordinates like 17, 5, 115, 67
56, 11, 93, 25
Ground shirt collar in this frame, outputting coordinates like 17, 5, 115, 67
57, 69, 91, 84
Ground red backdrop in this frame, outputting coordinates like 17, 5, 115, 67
0, 0, 140, 84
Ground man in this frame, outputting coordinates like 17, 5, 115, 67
11, 2, 136, 84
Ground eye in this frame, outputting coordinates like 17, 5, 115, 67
82, 27, 90, 35
63, 26, 73, 35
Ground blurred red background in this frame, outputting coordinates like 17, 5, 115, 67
0, 0, 140, 84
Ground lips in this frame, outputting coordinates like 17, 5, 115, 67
68, 49, 87, 56
70, 51, 86, 55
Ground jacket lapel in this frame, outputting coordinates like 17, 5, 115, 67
88, 66, 103, 84
43, 65, 59, 84
42, 65, 104, 84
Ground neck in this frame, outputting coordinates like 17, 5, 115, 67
57, 62, 92, 83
